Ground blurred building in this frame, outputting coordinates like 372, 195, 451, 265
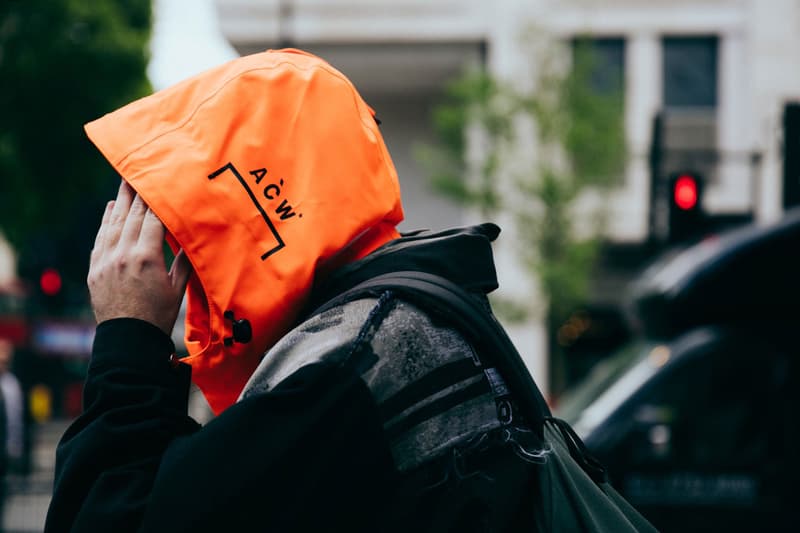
213, 0, 800, 395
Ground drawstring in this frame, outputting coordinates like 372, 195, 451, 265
343, 290, 396, 372
545, 416, 608, 484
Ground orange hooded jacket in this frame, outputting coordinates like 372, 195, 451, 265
84, 49, 404, 413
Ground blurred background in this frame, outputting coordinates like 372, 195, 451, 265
1, 0, 799, 531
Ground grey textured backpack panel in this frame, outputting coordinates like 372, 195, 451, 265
311, 271, 658, 532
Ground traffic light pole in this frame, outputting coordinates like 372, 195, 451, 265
649, 110, 762, 248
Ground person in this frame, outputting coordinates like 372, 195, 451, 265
44, 49, 649, 533
0, 337, 24, 529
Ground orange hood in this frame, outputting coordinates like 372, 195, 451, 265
85, 49, 404, 413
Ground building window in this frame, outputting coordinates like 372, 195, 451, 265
573, 37, 626, 96
662, 36, 718, 108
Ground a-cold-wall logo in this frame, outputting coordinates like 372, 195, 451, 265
208, 162, 301, 260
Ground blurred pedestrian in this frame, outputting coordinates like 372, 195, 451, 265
0, 337, 24, 530
44, 49, 652, 533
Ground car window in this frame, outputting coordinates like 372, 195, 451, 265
592, 333, 798, 531
556, 341, 657, 436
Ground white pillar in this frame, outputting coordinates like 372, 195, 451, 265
749, 0, 800, 222
713, 31, 752, 213
613, 32, 661, 241
757, 119, 783, 223
484, 0, 550, 396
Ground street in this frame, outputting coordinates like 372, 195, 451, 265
4, 420, 68, 533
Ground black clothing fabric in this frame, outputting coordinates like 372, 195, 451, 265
45, 225, 543, 533
306, 223, 501, 312
46, 319, 395, 533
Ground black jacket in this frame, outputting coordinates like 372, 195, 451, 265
45, 225, 540, 533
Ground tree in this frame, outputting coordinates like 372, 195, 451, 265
419, 34, 626, 395
0, 0, 153, 305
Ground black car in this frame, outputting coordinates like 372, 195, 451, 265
557, 210, 800, 532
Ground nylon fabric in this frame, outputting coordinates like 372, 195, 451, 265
84, 48, 404, 413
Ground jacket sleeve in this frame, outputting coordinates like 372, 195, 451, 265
44, 318, 201, 533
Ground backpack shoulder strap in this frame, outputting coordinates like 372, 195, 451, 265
309, 270, 551, 438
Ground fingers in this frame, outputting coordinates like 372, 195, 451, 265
92, 200, 115, 256
169, 249, 193, 292
86, 181, 188, 334
102, 181, 163, 254
110, 180, 135, 218
119, 193, 148, 248
105, 181, 135, 249
139, 207, 166, 251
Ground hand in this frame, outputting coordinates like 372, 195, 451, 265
88, 181, 192, 336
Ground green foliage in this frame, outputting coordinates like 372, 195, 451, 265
0, 0, 152, 281
417, 71, 514, 215
487, 294, 531, 324
422, 33, 626, 330
562, 41, 626, 188
515, 167, 601, 325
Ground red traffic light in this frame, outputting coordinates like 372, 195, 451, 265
40, 268, 62, 296
673, 174, 698, 211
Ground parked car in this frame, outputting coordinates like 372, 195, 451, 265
557, 209, 800, 532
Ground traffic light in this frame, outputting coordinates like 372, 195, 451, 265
39, 268, 62, 297
668, 172, 704, 243
37, 267, 65, 315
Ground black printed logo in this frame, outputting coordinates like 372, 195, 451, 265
208, 162, 302, 260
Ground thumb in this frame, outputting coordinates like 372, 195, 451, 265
169, 249, 193, 293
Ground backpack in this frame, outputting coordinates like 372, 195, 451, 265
310, 271, 658, 532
